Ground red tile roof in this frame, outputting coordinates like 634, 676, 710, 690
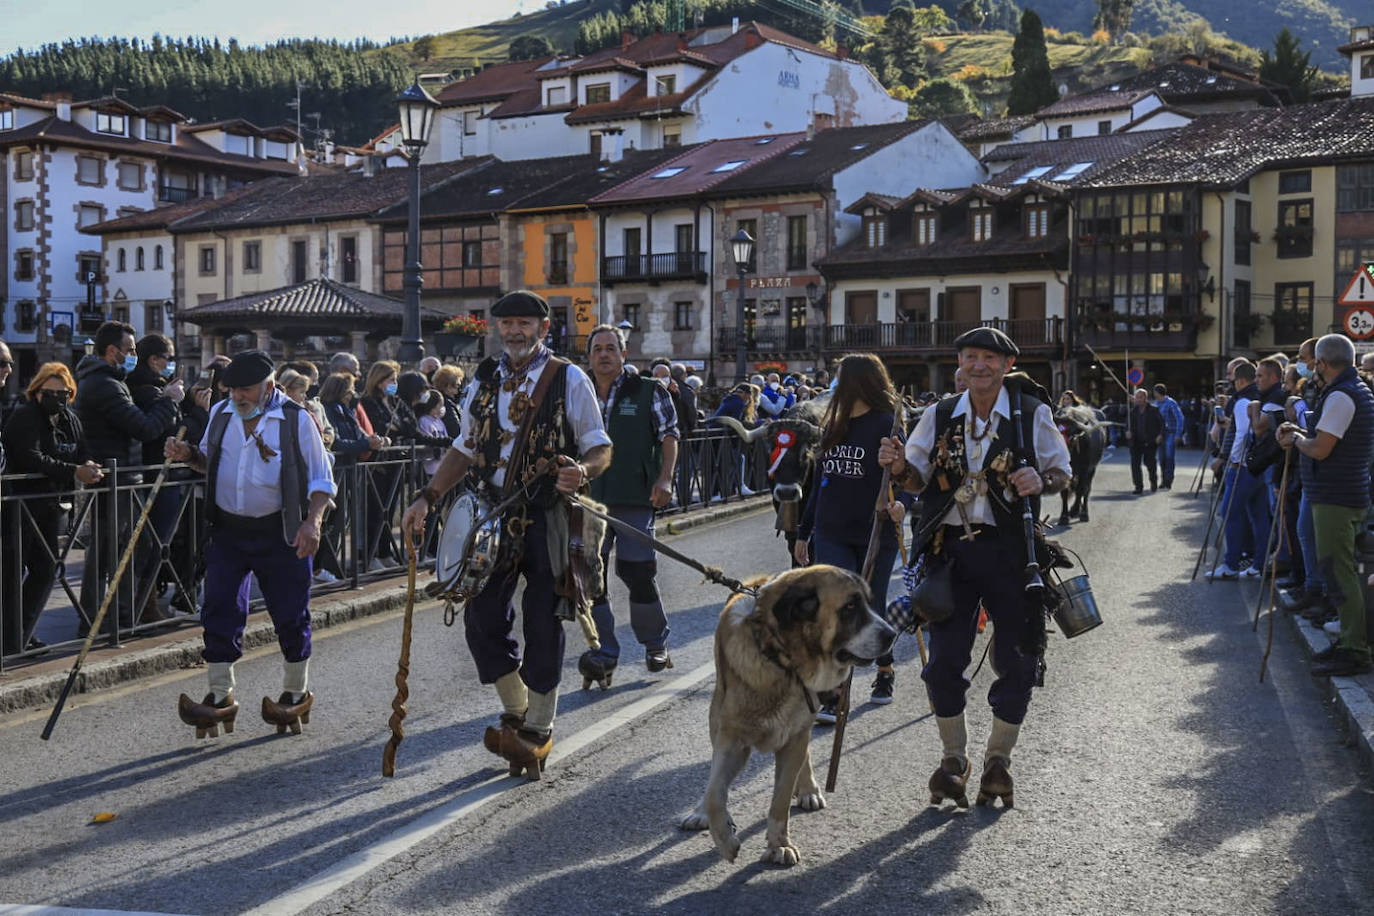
435, 57, 556, 106
588, 132, 808, 203
0, 92, 57, 110
179, 277, 447, 328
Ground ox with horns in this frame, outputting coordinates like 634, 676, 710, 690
1053, 403, 1108, 526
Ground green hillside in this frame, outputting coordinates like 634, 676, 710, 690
394, 0, 619, 73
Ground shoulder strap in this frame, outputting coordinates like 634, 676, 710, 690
503, 356, 569, 498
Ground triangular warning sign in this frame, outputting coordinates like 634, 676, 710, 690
1339, 263, 1374, 306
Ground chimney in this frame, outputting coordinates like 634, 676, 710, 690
362, 155, 382, 178
56, 101, 72, 122
731, 17, 739, 34
621, 30, 633, 50
744, 27, 763, 49
608, 129, 625, 163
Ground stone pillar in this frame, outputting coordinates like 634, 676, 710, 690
350, 330, 368, 361
199, 331, 218, 368
253, 328, 272, 352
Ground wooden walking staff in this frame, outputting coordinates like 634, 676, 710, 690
827, 406, 904, 793
382, 529, 420, 777
42, 427, 186, 741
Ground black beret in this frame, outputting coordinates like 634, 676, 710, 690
221, 349, 276, 388
952, 326, 1019, 357
490, 290, 549, 318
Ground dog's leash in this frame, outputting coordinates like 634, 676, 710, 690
565, 495, 758, 597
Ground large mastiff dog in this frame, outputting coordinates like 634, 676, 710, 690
681, 565, 896, 866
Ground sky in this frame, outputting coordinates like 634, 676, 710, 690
0, 0, 525, 56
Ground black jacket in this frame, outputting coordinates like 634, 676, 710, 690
441, 395, 462, 439
73, 355, 177, 467
391, 400, 452, 449
671, 379, 698, 436
127, 362, 182, 468
360, 395, 399, 440
323, 399, 371, 466
1, 400, 91, 496
1127, 403, 1164, 445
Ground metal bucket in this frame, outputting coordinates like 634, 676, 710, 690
1052, 574, 1102, 638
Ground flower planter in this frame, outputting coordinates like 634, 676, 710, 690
434, 333, 482, 358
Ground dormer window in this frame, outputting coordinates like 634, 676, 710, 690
0, 110, 12, 131
1024, 203, 1050, 239
96, 111, 126, 135
971, 206, 994, 242
546, 85, 567, 106
146, 120, 172, 143
585, 83, 610, 105
863, 207, 886, 248
655, 75, 676, 95
915, 213, 937, 246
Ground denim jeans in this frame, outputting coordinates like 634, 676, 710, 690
1298, 494, 1324, 595
813, 531, 899, 666
1223, 466, 1271, 571
1158, 434, 1178, 486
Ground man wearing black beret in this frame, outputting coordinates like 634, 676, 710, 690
402, 290, 613, 778
164, 349, 336, 739
878, 325, 1072, 810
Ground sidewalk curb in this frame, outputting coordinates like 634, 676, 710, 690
1283, 609, 1374, 771
0, 497, 772, 716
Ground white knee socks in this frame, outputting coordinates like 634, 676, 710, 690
936, 714, 968, 769
985, 716, 1021, 766
524, 688, 559, 735
208, 662, 235, 704
284, 658, 310, 700
494, 670, 529, 718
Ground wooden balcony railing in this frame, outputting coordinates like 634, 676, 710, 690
602, 252, 707, 283
715, 326, 824, 355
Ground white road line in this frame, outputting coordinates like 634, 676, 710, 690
242, 661, 717, 916
0, 907, 193, 916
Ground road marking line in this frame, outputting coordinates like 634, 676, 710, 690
243, 661, 716, 916
0, 907, 193, 915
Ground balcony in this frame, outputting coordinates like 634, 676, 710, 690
1076, 314, 1199, 351
158, 185, 198, 204
820, 317, 1066, 355
715, 326, 824, 356
602, 251, 707, 284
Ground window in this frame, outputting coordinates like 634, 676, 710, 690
585, 83, 610, 104
549, 232, 569, 284
1233, 280, 1252, 347
1097, 120, 1112, 135
786, 297, 807, 349
116, 161, 141, 190
1337, 164, 1374, 212
1278, 170, 1311, 194
1234, 199, 1251, 266
1276, 199, 1314, 258
1057, 125, 1072, 139
463, 110, 478, 135
78, 204, 103, 228
663, 126, 681, 147
971, 206, 994, 242
1363, 54, 1374, 80
915, 213, 937, 246
146, 301, 163, 331
1273, 282, 1313, 344
15, 300, 36, 332
1052, 162, 1094, 181
623, 303, 641, 330
112, 300, 129, 324
291, 239, 307, 283
15, 199, 34, 231
341, 236, 358, 283
16, 250, 34, 280
674, 301, 694, 330
651, 167, 687, 179
1024, 204, 1049, 239
76, 155, 102, 185
135, 247, 144, 271
786, 215, 808, 270
243, 240, 261, 272
710, 160, 746, 173
463, 240, 482, 267
117, 248, 127, 272
674, 223, 693, 253
655, 74, 676, 95
199, 245, 216, 275
589, 132, 602, 160
146, 120, 172, 143
153, 245, 163, 270
622, 227, 642, 275
96, 111, 126, 135
545, 85, 567, 106
743, 298, 758, 342
15, 151, 33, 180
79, 254, 101, 284
735, 219, 757, 272
0, 110, 12, 131
862, 209, 885, 248
159, 170, 195, 203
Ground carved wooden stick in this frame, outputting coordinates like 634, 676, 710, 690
382, 528, 419, 777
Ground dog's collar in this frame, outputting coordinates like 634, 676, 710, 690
750, 619, 818, 715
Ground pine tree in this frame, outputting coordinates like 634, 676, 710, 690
1092, 0, 1134, 44
877, 5, 927, 89
1006, 8, 1058, 116
1259, 27, 1318, 103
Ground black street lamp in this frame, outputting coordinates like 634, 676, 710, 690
395, 80, 439, 366
805, 279, 825, 373
730, 228, 754, 384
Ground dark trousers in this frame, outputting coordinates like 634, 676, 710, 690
1130, 443, 1158, 492
922, 532, 1039, 725
2, 501, 62, 654
201, 522, 313, 664
813, 531, 899, 666
464, 507, 565, 694
589, 504, 669, 661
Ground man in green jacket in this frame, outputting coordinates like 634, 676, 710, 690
579, 323, 679, 689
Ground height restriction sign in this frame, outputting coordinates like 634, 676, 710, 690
1338, 264, 1374, 340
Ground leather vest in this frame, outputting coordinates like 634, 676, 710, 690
467, 356, 575, 507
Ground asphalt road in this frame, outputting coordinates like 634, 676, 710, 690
2, 450, 1373, 915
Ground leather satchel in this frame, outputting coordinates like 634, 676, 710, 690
910, 550, 957, 624
1243, 430, 1282, 476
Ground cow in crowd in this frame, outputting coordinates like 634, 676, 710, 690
1054, 404, 1107, 526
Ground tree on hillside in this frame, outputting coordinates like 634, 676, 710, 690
509, 35, 554, 60
1259, 27, 1318, 103
1006, 9, 1058, 115
912, 5, 955, 32
909, 76, 979, 118
874, 4, 928, 88
412, 35, 436, 61
1093, 0, 1133, 44
956, 0, 988, 31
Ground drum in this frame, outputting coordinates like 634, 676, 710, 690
434, 491, 502, 601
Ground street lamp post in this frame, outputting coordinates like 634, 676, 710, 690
729, 228, 754, 385
395, 80, 440, 366
805, 279, 825, 375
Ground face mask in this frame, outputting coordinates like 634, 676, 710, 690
161, 360, 177, 379
385, 382, 398, 397
1296, 362, 1313, 380
122, 354, 138, 373
233, 387, 266, 421
39, 390, 69, 415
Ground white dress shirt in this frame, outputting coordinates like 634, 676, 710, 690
905, 387, 1072, 526
201, 390, 337, 518
454, 357, 611, 490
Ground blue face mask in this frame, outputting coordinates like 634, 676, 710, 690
161, 360, 177, 379
385, 382, 398, 397
1296, 362, 1313, 380
122, 354, 138, 373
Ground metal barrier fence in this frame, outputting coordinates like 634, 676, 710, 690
0, 428, 770, 669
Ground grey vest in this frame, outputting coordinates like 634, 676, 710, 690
204, 398, 309, 544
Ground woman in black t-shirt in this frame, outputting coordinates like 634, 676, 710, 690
796, 353, 907, 718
